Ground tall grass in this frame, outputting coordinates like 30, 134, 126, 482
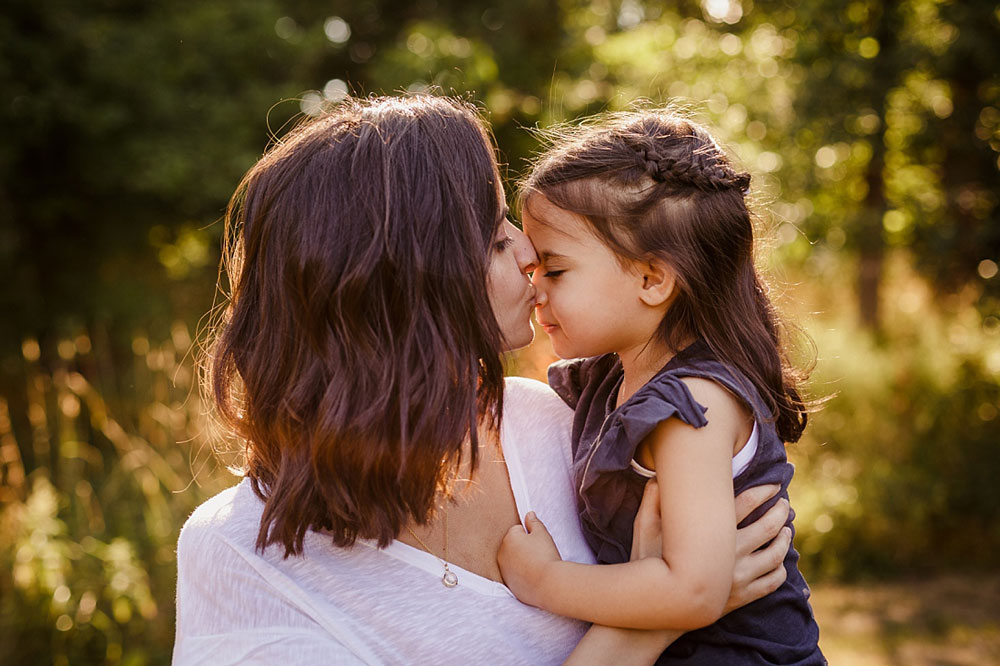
0, 323, 235, 666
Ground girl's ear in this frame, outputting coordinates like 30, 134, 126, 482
638, 258, 677, 307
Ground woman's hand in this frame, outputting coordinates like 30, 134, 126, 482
498, 511, 563, 607
630, 477, 665, 561
727, 484, 791, 614
630, 480, 790, 612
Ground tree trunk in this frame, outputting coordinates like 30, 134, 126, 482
858, 147, 886, 331
857, 2, 895, 332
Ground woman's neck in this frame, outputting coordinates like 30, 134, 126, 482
397, 425, 518, 584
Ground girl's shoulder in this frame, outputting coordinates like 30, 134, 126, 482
610, 344, 753, 448
664, 341, 770, 421
674, 375, 754, 431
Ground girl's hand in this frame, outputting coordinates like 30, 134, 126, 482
498, 512, 562, 607
630, 480, 791, 613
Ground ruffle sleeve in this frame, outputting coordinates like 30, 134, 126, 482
547, 355, 618, 410
614, 374, 709, 449
577, 372, 710, 564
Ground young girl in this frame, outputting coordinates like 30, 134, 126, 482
497, 110, 825, 664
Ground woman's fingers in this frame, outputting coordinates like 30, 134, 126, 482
730, 553, 789, 610
739, 526, 791, 583
735, 525, 790, 588
726, 526, 791, 613
726, 485, 792, 614
636, 478, 661, 526
631, 479, 663, 561
735, 497, 789, 556
734, 483, 781, 524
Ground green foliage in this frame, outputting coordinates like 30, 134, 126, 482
2, 477, 157, 665
0, 326, 235, 666
789, 255, 1000, 579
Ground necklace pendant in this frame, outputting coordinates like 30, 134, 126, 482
442, 568, 459, 588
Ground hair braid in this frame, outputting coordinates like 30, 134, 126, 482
632, 141, 751, 193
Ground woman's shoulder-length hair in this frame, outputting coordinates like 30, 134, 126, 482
205, 95, 507, 556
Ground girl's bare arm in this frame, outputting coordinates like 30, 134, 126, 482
559, 481, 790, 664
499, 380, 750, 629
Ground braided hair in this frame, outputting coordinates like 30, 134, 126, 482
634, 144, 751, 193
520, 110, 809, 443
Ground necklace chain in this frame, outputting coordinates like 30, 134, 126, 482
404, 510, 458, 588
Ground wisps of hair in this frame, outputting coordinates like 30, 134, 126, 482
203, 95, 506, 556
520, 108, 813, 442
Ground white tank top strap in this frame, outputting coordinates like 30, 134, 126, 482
629, 420, 759, 480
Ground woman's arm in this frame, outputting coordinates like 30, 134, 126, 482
558, 480, 791, 664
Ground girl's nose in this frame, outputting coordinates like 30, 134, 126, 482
529, 270, 547, 305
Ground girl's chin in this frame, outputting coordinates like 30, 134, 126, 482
549, 339, 588, 361
548, 341, 576, 360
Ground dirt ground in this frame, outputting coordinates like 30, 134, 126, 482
811, 574, 1000, 665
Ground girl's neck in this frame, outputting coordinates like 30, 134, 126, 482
616, 335, 693, 407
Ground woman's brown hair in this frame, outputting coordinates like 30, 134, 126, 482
521, 110, 809, 442
206, 95, 507, 556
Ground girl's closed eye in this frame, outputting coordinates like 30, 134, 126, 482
543, 269, 565, 278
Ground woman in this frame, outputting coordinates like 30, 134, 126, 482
173, 95, 792, 665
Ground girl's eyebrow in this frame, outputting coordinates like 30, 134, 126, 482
539, 251, 567, 262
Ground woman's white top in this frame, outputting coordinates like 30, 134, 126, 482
172, 378, 596, 666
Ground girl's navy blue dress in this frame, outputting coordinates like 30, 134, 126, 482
548, 341, 825, 665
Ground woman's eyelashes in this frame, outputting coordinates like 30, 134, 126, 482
495, 235, 515, 252
542, 269, 565, 278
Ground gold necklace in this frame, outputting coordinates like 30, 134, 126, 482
404, 510, 458, 588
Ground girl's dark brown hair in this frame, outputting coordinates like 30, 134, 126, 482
521, 110, 809, 442
206, 95, 507, 556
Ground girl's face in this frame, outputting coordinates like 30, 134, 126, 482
523, 194, 658, 360
488, 209, 538, 352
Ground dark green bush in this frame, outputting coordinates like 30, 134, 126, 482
789, 261, 1000, 580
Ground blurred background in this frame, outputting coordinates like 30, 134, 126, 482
1, 0, 998, 664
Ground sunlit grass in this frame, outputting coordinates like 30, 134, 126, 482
0, 323, 236, 666
811, 575, 1000, 665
